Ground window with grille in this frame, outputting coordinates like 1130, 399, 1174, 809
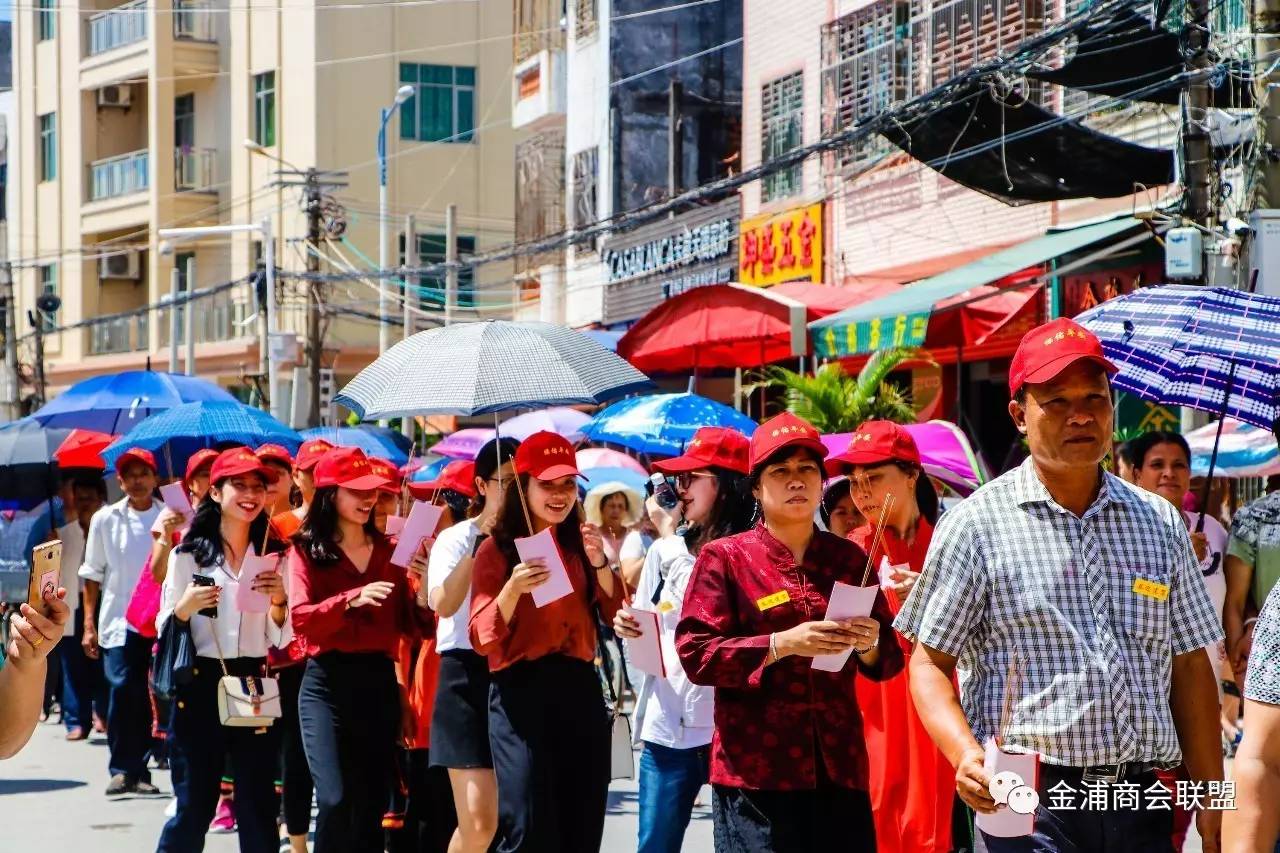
571, 147, 598, 228
400, 64, 476, 143
820, 0, 908, 170
400, 233, 477, 309
39, 113, 56, 182
921, 0, 1047, 101
39, 265, 57, 332
253, 72, 276, 147
761, 72, 803, 202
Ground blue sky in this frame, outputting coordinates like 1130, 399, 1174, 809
0, 2, 10, 23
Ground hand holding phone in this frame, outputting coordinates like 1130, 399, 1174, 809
190, 573, 220, 618
29, 541, 62, 618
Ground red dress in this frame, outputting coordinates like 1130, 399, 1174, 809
850, 517, 955, 853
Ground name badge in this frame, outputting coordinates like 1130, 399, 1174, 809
657, 600, 675, 614
756, 590, 790, 611
1132, 577, 1170, 601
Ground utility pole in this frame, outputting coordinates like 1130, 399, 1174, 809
444, 204, 458, 327
2, 263, 18, 420
667, 80, 683, 201
184, 256, 196, 376
1181, 0, 1213, 242
402, 214, 417, 442
168, 268, 181, 373
27, 311, 46, 408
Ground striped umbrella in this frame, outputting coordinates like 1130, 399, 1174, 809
1075, 284, 1280, 430
334, 321, 654, 420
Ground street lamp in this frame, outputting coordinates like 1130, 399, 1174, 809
377, 84, 416, 356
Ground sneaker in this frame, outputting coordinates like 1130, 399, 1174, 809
165, 798, 178, 818
133, 780, 163, 797
105, 774, 130, 797
210, 797, 237, 834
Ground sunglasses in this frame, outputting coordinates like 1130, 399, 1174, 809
674, 471, 716, 490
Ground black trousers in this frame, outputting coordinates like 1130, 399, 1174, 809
103, 629, 154, 782
156, 657, 281, 853
488, 655, 610, 853
299, 651, 400, 853
712, 783, 877, 853
386, 748, 458, 853
276, 663, 313, 836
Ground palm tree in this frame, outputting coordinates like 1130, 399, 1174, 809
747, 348, 929, 434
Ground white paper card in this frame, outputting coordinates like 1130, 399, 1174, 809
390, 501, 444, 567
623, 606, 665, 677
235, 546, 280, 614
811, 581, 879, 672
514, 527, 574, 608
385, 515, 406, 536
160, 483, 194, 520
975, 739, 1039, 838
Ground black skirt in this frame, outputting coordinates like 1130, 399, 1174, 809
429, 649, 494, 769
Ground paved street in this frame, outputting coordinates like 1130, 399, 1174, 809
2, 719, 714, 852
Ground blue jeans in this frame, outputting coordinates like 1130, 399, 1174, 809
637, 741, 710, 853
59, 606, 104, 731
103, 629, 153, 781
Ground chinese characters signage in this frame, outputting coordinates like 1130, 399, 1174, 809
739, 203, 824, 287
813, 311, 929, 359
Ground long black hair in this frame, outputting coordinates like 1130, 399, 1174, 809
472, 437, 521, 514
292, 485, 381, 565
683, 468, 756, 555
490, 472, 590, 576
175, 474, 287, 569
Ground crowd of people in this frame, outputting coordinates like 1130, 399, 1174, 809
3, 315, 1280, 853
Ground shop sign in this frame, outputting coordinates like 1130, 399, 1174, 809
739, 203, 823, 287
604, 217, 736, 285
813, 311, 929, 359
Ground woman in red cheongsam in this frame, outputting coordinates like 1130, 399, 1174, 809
827, 419, 959, 853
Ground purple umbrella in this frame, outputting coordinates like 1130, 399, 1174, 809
431, 408, 591, 460
432, 428, 496, 460
822, 421, 990, 495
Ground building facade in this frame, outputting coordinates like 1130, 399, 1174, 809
10, 0, 517, 421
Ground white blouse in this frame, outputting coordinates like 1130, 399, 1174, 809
156, 549, 290, 659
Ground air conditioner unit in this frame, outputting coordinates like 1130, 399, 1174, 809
99, 252, 141, 280
97, 85, 132, 109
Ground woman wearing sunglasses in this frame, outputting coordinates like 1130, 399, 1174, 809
613, 427, 756, 853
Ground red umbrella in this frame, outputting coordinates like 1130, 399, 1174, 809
54, 429, 116, 470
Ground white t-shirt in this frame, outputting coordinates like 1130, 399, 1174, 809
156, 551, 289, 658
427, 518, 480, 653
1185, 510, 1230, 686
56, 521, 87, 637
619, 529, 652, 562
78, 498, 161, 649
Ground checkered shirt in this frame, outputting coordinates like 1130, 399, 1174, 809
1245, 583, 1280, 706
894, 458, 1223, 768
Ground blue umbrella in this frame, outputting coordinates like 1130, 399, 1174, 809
581, 392, 758, 456
407, 456, 449, 484
301, 426, 412, 466
102, 401, 301, 480
31, 370, 236, 434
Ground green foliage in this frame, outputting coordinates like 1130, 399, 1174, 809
747, 348, 929, 434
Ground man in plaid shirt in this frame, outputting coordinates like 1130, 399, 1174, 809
895, 318, 1225, 852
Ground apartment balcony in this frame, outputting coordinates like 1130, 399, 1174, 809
157, 283, 255, 349
82, 149, 150, 233
88, 313, 150, 356
171, 1, 219, 78
81, 0, 218, 90
511, 49, 566, 131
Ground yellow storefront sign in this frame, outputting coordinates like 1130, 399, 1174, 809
738, 203, 823, 287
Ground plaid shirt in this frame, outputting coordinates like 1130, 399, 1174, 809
894, 459, 1222, 768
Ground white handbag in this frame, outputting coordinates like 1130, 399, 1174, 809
210, 621, 281, 728
605, 660, 635, 781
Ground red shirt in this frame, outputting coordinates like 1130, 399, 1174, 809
675, 522, 903, 791
469, 534, 624, 672
272, 511, 302, 540
288, 535, 432, 660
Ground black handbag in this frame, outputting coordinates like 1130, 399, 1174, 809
151, 616, 196, 701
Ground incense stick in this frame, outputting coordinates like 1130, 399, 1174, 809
859, 492, 896, 587
400, 445, 417, 516
996, 654, 1021, 748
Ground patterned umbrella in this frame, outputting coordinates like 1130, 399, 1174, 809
1075, 284, 1280, 430
334, 321, 654, 419
102, 401, 301, 480
580, 392, 759, 456
31, 370, 236, 433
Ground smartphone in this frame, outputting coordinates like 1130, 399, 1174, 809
191, 573, 219, 618
29, 540, 62, 617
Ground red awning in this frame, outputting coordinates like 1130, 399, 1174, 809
618, 283, 879, 374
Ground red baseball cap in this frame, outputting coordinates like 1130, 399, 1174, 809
115, 447, 158, 476
1008, 317, 1116, 396
255, 444, 295, 469
408, 460, 477, 501
182, 448, 220, 489
827, 420, 920, 475
313, 446, 391, 491
367, 457, 403, 495
294, 439, 334, 472
514, 431, 584, 482
750, 413, 828, 471
653, 427, 750, 476
210, 447, 282, 484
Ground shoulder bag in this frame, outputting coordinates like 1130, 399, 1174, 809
209, 617, 281, 728
150, 615, 196, 701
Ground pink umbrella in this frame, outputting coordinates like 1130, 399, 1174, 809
822, 421, 989, 495
432, 428, 496, 460
577, 447, 647, 476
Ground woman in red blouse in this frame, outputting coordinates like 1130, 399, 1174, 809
288, 446, 434, 853
827, 419, 955, 853
468, 431, 623, 853
675, 412, 903, 852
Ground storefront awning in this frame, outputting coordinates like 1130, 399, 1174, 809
810, 217, 1145, 358
618, 283, 868, 374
